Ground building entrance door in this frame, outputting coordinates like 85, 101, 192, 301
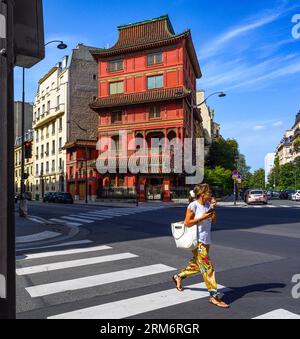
146, 178, 163, 201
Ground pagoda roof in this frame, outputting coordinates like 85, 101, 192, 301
63, 139, 97, 150
90, 86, 191, 109
91, 15, 201, 78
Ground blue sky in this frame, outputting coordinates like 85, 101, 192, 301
14, 0, 300, 171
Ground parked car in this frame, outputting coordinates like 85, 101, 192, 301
272, 190, 281, 199
246, 190, 268, 205
243, 189, 251, 203
291, 191, 300, 201
280, 190, 296, 200
43, 192, 56, 203
52, 192, 74, 204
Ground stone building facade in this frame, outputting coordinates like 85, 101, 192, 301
33, 44, 98, 199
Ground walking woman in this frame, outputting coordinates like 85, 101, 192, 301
173, 184, 230, 309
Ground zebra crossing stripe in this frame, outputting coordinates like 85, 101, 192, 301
48, 283, 227, 319
253, 309, 300, 319
16, 240, 93, 254
17, 245, 111, 261
17, 253, 138, 276
86, 212, 123, 217
25, 264, 176, 298
49, 219, 82, 227
93, 212, 129, 216
61, 216, 95, 223
76, 214, 105, 221
84, 212, 114, 219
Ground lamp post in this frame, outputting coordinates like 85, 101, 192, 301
68, 120, 89, 204
19, 40, 67, 217
178, 91, 226, 138
233, 153, 240, 206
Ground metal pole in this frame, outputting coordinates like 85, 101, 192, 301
136, 174, 140, 207
234, 180, 237, 206
19, 67, 27, 217
85, 145, 88, 204
0, 0, 16, 319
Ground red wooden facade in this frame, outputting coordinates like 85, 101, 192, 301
70, 15, 202, 202
65, 140, 99, 201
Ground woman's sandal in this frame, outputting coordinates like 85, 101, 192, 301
172, 275, 184, 292
209, 297, 230, 309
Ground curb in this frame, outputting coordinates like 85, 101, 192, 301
16, 215, 81, 248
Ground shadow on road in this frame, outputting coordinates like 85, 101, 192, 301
222, 283, 286, 305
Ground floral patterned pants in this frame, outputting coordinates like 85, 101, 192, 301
178, 242, 219, 298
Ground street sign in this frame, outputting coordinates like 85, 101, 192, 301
0, 13, 5, 38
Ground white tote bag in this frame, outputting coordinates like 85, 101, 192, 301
171, 221, 198, 250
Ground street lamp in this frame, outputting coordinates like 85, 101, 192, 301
177, 90, 226, 139
19, 40, 67, 217
67, 120, 89, 204
194, 92, 227, 108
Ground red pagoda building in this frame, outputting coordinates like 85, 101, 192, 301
90, 15, 202, 202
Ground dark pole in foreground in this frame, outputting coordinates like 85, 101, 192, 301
19, 67, 27, 217
0, 0, 16, 319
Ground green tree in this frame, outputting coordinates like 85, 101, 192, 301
250, 169, 266, 189
206, 138, 239, 170
268, 157, 300, 190
205, 166, 232, 194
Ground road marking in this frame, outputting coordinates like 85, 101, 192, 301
280, 205, 290, 208
49, 218, 82, 227
92, 212, 128, 216
17, 253, 138, 275
253, 309, 300, 319
27, 217, 46, 224
48, 283, 227, 319
17, 244, 111, 261
76, 214, 105, 221
61, 216, 94, 223
16, 240, 93, 253
16, 231, 61, 244
84, 213, 114, 219
26, 264, 176, 298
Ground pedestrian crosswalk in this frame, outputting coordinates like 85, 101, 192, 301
48, 206, 166, 227
16, 241, 300, 319
48, 282, 227, 319
218, 202, 300, 209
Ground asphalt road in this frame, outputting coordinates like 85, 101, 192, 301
15, 199, 300, 319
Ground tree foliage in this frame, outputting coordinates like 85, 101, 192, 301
268, 157, 300, 190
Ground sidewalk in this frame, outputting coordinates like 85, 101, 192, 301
15, 213, 78, 246
74, 199, 186, 208
73, 195, 230, 208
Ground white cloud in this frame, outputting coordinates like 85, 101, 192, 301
253, 125, 266, 131
200, 2, 300, 60
201, 52, 300, 91
272, 121, 284, 127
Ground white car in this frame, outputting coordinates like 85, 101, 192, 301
292, 191, 300, 201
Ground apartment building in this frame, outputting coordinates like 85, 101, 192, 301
33, 44, 98, 198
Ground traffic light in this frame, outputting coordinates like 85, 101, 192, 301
24, 141, 32, 159
13, 0, 45, 68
